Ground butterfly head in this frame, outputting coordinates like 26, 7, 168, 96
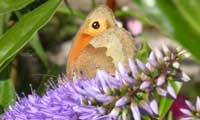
81, 5, 116, 37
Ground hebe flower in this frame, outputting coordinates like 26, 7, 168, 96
170, 95, 189, 119
3, 46, 190, 120
180, 96, 200, 119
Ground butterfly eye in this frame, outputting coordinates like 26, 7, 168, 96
92, 21, 100, 29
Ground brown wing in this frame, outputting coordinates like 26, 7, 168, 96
67, 44, 115, 78
67, 27, 135, 79
90, 27, 135, 70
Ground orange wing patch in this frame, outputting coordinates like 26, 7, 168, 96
66, 5, 135, 79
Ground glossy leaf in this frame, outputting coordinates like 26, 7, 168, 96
0, 14, 11, 72
0, 0, 34, 14
0, 0, 61, 69
0, 65, 15, 109
0, 14, 10, 36
134, 0, 200, 63
0, 78, 15, 108
0, 57, 13, 72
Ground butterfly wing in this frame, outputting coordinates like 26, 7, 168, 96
67, 27, 135, 78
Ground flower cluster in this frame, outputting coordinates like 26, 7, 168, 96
3, 46, 190, 120
180, 96, 200, 119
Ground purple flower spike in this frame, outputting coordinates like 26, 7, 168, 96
196, 96, 200, 112
162, 44, 170, 55
185, 100, 195, 111
156, 75, 165, 86
115, 96, 129, 107
95, 94, 113, 103
156, 88, 167, 97
136, 59, 148, 72
180, 96, 200, 119
140, 101, 154, 115
122, 108, 132, 120
150, 100, 158, 115
146, 62, 154, 72
99, 71, 114, 91
180, 109, 193, 116
140, 81, 151, 90
3, 46, 190, 120
74, 106, 104, 120
131, 102, 141, 120
97, 70, 110, 94
148, 51, 158, 67
118, 62, 128, 75
128, 58, 139, 78
118, 62, 135, 84
107, 74, 123, 88
154, 48, 163, 64
109, 108, 120, 119
167, 83, 177, 99
181, 72, 191, 82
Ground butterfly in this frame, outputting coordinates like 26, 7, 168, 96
66, 5, 135, 79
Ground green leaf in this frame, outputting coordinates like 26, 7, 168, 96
167, 111, 173, 120
136, 39, 151, 62
0, 65, 15, 109
172, 0, 200, 33
0, 57, 13, 73
0, 14, 11, 36
134, 0, 200, 63
0, 0, 34, 14
158, 97, 173, 119
0, 0, 61, 70
158, 81, 182, 119
30, 34, 48, 68
0, 78, 15, 108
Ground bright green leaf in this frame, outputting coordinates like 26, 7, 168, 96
0, 0, 34, 14
0, 0, 61, 70
158, 97, 173, 120
172, 0, 200, 33
0, 14, 10, 36
136, 39, 151, 62
0, 78, 15, 108
158, 81, 182, 119
167, 111, 173, 120
0, 57, 13, 73
134, 0, 200, 63
0, 65, 15, 109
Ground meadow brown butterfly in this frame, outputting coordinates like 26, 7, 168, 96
66, 5, 135, 79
